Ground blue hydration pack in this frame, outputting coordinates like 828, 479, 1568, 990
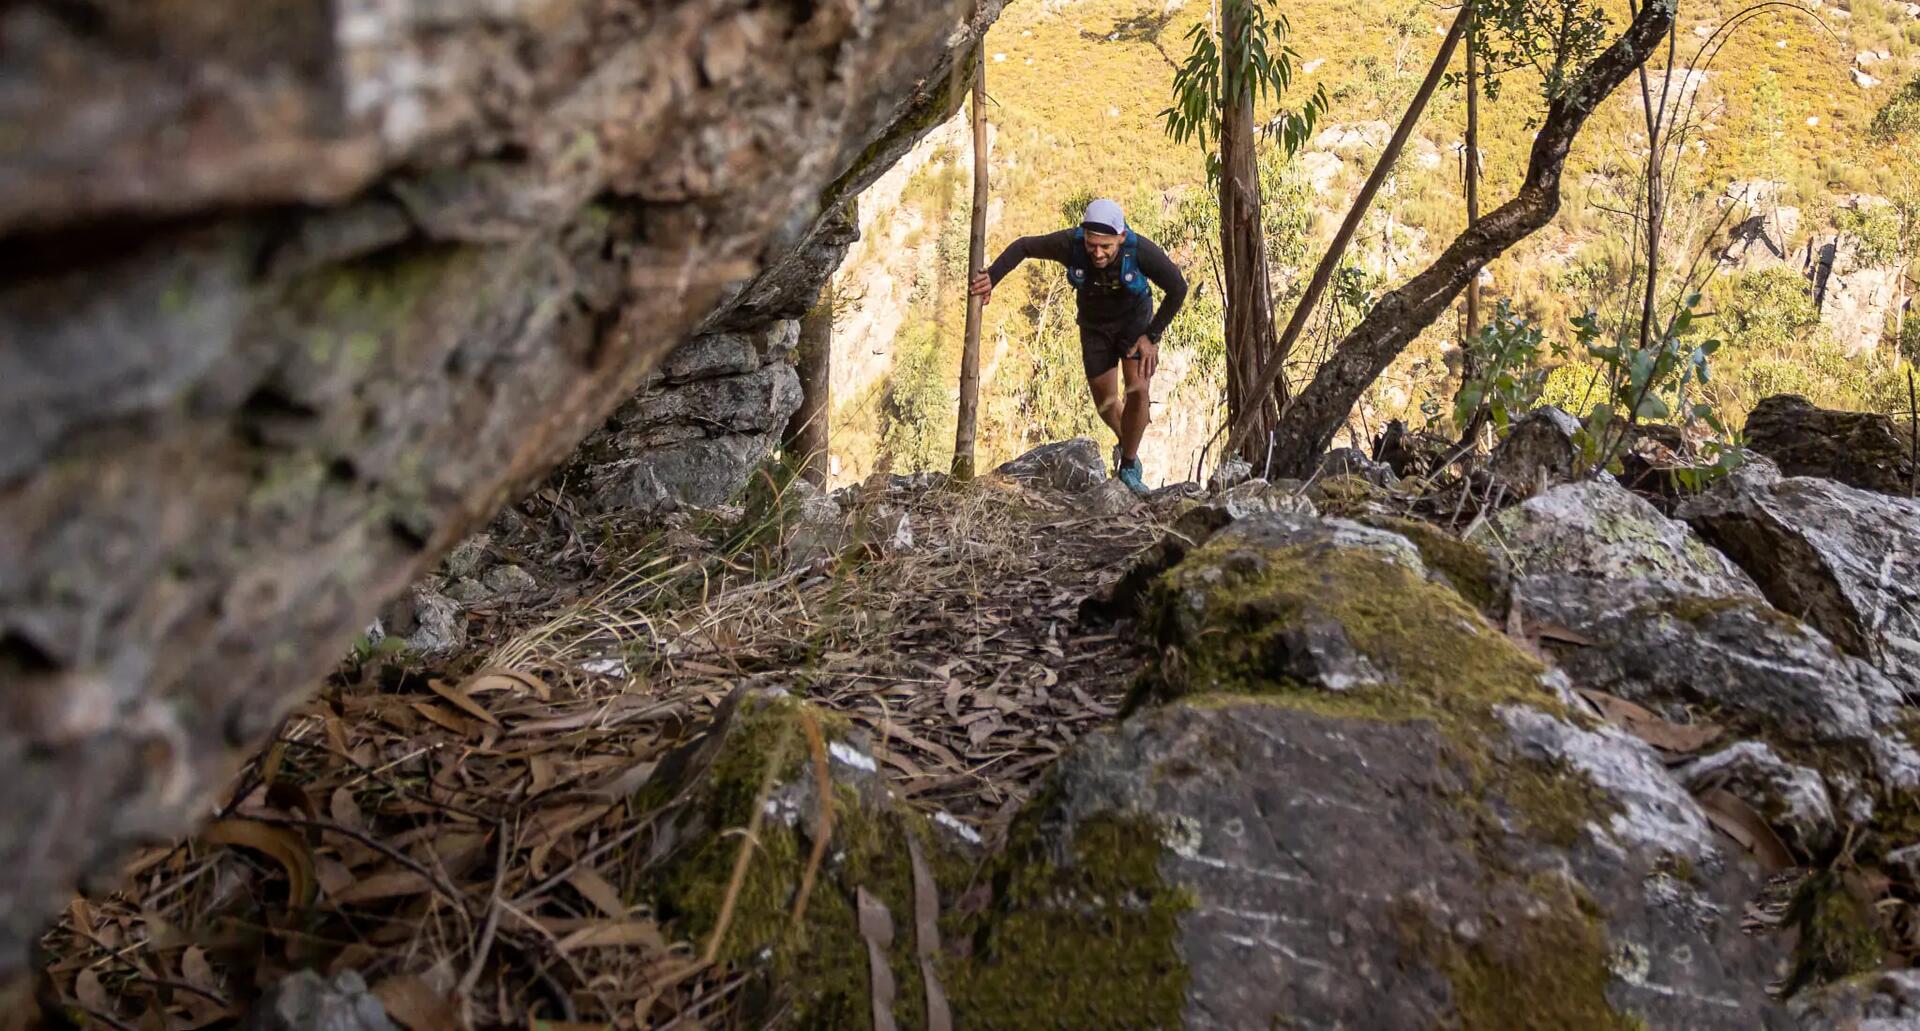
1065, 227, 1151, 299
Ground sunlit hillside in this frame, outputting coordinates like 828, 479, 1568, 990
826, 0, 1918, 487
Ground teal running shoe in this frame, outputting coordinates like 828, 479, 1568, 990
1117, 457, 1148, 495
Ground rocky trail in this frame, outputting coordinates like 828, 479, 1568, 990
30, 405, 1920, 1029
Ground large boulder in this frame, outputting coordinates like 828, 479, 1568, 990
0, 0, 1006, 974
991, 438, 1109, 493
995, 511, 1790, 1028
1473, 479, 1760, 598
1743, 394, 1916, 498
1682, 460, 1920, 682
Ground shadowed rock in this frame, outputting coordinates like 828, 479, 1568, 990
1743, 394, 1917, 498
992, 438, 1109, 493
0, 0, 1004, 973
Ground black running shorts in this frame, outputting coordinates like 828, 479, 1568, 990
1079, 321, 1150, 378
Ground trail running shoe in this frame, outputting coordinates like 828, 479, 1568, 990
1118, 457, 1148, 495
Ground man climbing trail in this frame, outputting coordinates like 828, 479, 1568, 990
970, 198, 1188, 494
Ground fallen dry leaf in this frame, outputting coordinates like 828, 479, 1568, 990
373, 975, 457, 1031
428, 676, 503, 727
1576, 688, 1722, 754
1696, 788, 1796, 871
201, 819, 317, 910
556, 920, 667, 953
566, 868, 628, 919
331, 868, 433, 905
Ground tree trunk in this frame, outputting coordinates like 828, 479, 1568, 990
786, 285, 833, 487
1219, 0, 1281, 462
952, 45, 990, 479
1223, 0, 1473, 468
1262, 0, 1677, 478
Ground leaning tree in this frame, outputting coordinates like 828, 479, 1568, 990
1220, 0, 1678, 476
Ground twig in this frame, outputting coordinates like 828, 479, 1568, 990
458, 819, 515, 1001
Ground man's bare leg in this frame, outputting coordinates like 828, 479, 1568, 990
1088, 367, 1125, 441
1120, 356, 1152, 462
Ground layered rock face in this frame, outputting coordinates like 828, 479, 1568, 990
0, 0, 1001, 973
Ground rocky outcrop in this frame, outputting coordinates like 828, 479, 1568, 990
1474, 479, 1760, 597
1744, 393, 1917, 498
1064, 509, 1789, 1027
1683, 460, 1920, 683
1719, 180, 1800, 272
571, 318, 807, 516
1808, 227, 1901, 355
0, 0, 1005, 974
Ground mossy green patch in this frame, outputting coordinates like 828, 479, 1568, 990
1144, 534, 1548, 719
1360, 515, 1511, 616
645, 697, 948, 1028
1397, 874, 1635, 1031
945, 806, 1190, 1029
1783, 871, 1885, 996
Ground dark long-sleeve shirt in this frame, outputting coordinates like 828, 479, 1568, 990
984, 229, 1189, 342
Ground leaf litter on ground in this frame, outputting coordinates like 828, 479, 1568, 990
36, 474, 1170, 1028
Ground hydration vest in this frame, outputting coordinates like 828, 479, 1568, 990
1065, 227, 1151, 300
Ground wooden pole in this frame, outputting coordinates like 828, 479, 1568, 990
1463, 14, 1482, 343
952, 45, 989, 479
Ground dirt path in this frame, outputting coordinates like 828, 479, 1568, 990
38, 477, 1172, 1027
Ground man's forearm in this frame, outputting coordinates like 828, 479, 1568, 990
1145, 277, 1188, 342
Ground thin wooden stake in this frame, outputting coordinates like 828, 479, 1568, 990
952, 44, 989, 479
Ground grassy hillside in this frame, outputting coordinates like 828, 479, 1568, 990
826, 0, 1918, 484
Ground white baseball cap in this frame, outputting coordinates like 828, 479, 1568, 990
1082, 198, 1127, 236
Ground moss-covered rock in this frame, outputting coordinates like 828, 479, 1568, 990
643, 692, 969, 1028
1059, 510, 1792, 1028
1783, 871, 1887, 996
1357, 514, 1512, 617
943, 807, 1189, 1029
